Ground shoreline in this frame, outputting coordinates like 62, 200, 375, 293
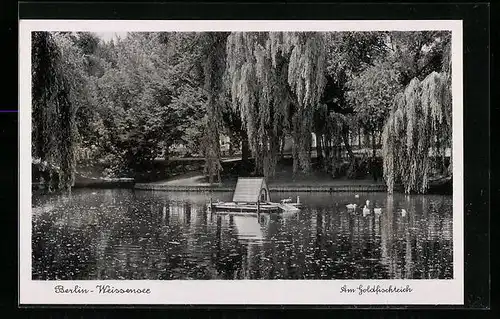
32, 170, 450, 195
133, 183, 387, 192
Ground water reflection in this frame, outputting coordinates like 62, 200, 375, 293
32, 190, 453, 280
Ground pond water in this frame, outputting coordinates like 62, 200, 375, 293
32, 189, 453, 280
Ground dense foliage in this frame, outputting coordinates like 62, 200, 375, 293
381, 34, 452, 194
32, 31, 452, 193
225, 32, 327, 176
382, 71, 451, 194
32, 32, 88, 191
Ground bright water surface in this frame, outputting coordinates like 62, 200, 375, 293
32, 189, 453, 280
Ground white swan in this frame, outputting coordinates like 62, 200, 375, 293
354, 194, 360, 198
363, 205, 370, 215
374, 208, 382, 215
346, 203, 357, 210
401, 209, 407, 217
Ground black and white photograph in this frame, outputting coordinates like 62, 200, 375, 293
19, 20, 463, 305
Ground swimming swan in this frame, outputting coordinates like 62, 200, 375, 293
346, 203, 357, 210
363, 205, 370, 215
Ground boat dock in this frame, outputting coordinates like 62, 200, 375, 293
209, 201, 281, 213
206, 177, 303, 214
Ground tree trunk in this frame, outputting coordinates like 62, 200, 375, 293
292, 133, 300, 175
241, 134, 250, 164
448, 151, 452, 176
371, 131, 377, 181
280, 136, 285, 160
439, 136, 446, 176
292, 144, 298, 175
324, 136, 331, 172
303, 133, 312, 174
358, 127, 361, 148
442, 148, 446, 176
342, 127, 355, 177
371, 131, 376, 159
316, 131, 323, 164
228, 136, 233, 157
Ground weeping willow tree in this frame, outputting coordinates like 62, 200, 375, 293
32, 32, 87, 192
225, 32, 327, 177
199, 32, 229, 183
325, 112, 352, 176
382, 69, 451, 194
313, 102, 352, 177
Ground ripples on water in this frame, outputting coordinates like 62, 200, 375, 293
32, 189, 453, 280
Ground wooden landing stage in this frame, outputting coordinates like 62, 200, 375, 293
208, 201, 301, 214
209, 202, 281, 213
208, 177, 302, 215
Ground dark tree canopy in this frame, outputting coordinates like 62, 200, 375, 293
32, 32, 87, 191
31, 30, 453, 194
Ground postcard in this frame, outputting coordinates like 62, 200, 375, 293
19, 19, 463, 305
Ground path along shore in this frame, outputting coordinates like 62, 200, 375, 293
133, 172, 387, 192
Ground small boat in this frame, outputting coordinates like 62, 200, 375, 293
210, 201, 281, 213
401, 209, 407, 217
208, 177, 301, 214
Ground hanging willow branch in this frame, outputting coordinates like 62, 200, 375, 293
32, 32, 86, 192
225, 32, 327, 177
382, 71, 451, 194
200, 32, 229, 183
